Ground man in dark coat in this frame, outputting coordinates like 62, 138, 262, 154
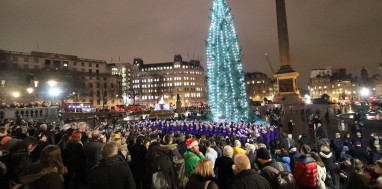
349, 141, 370, 165
331, 133, 344, 161
88, 142, 136, 189
130, 136, 147, 189
257, 148, 287, 189
288, 120, 295, 134
83, 130, 105, 172
229, 154, 271, 189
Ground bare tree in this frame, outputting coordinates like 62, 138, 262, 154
128, 87, 142, 113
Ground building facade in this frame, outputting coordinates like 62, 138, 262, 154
0, 49, 123, 109
309, 68, 358, 102
244, 72, 275, 102
131, 55, 206, 107
110, 63, 132, 104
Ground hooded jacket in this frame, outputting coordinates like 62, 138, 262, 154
319, 146, 336, 171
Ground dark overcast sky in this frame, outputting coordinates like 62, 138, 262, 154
0, 0, 381, 87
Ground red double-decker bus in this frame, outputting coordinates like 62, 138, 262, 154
116, 105, 142, 112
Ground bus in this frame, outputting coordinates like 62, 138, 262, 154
116, 104, 142, 112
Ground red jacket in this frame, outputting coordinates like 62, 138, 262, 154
293, 154, 317, 188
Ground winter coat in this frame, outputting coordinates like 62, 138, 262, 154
1, 151, 33, 184
31, 141, 49, 162
66, 142, 86, 175
22, 163, 64, 189
293, 154, 318, 188
372, 150, 382, 163
211, 145, 222, 158
160, 143, 181, 159
205, 148, 218, 168
144, 149, 177, 189
289, 151, 301, 173
316, 165, 327, 189
349, 146, 370, 165
278, 156, 291, 172
319, 146, 337, 171
88, 155, 136, 189
228, 169, 272, 189
185, 174, 219, 189
130, 143, 148, 179
232, 147, 246, 160
184, 150, 205, 176
83, 139, 105, 171
215, 156, 234, 189
260, 160, 287, 189
246, 152, 257, 170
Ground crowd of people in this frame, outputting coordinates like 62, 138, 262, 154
0, 110, 381, 189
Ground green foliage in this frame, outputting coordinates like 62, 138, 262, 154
206, 0, 250, 122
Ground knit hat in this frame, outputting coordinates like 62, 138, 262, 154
257, 148, 271, 160
186, 139, 198, 149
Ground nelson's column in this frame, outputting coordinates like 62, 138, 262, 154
272, 0, 304, 104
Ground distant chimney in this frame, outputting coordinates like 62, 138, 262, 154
174, 54, 182, 62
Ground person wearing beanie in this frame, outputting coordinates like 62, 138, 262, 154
184, 138, 205, 176
257, 148, 287, 189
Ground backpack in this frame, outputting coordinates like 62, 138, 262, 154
263, 162, 296, 189
172, 153, 196, 188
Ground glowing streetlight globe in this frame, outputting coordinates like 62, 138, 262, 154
27, 88, 34, 94
13, 92, 20, 98
48, 80, 57, 88
360, 88, 370, 97
49, 88, 60, 97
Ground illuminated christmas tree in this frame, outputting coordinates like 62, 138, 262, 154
206, 0, 250, 122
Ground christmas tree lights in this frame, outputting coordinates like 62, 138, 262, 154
206, 0, 250, 122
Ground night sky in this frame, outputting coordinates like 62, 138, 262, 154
0, 0, 381, 87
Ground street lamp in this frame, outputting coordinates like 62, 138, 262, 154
360, 88, 370, 97
27, 88, 34, 94
13, 92, 20, 98
48, 80, 57, 88
49, 88, 61, 97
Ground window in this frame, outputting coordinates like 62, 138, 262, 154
81, 62, 85, 66
34, 58, 39, 63
96, 64, 99, 68
104, 83, 107, 88
89, 63, 92, 67
13, 56, 18, 61
81, 68, 85, 72
96, 83, 100, 88
111, 84, 114, 88
89, 83, 93, 88
96, 91, 100, 97
103, 77, 107, 81
73, 62, 77, 66
96, 70, 99, 74
24, 64, 29, 69
97, 100, 101, 105
89, 69, 92, 74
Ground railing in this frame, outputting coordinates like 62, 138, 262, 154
0, 107, 59, 122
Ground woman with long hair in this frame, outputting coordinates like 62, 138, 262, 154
66, 131, 86, 189
311, 152, 326, 189
144, 142, 176, 189
185, 159, 219, 189
344, 158, 369, 189
22, 145, 67, 188
57, 134, 70, 166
